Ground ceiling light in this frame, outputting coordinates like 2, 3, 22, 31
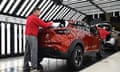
21, 0, 34, 16
16, 0, 29, 15
38, 0, 46, 8
25, 0, 39, 17
42, 4, 56, 20
3, 0, 14, 13
9, 0, 21, 14
0, 0, 7, 11
49, 5, 63, 20
39, 0, 51, 18
49, 6, 60, 20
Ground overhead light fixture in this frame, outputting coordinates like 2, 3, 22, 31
23, 26, 26, 52
72, 13, 78, 20
50, 5, 63, 20
3, 0, 14, 13
63, 11, 70, 20
0, 0, 7, 11
21, 0, 35, 16
59, 7, 67, 19
48, 5, 60, 20
56, 7, 65, 19
68, 11, 75, 20
58, 7, 67, 19
16, 0, 29, 15
76, 15, 81, 20
45, 5, 57, 20
39, 0, 51, 18
38, 0, 46, 8
19, 25, 22, 53
25, 0, 39, 17
7, 24, 11, 54
54, 7, 66, 19
63, 10, 72, 20
53, 5, 63, 20
43, 4, 57, 20
74, 13, 80, 20
1, 23, 5, 55
14, 24, 18, 54
66, 11, 73, 20
39, 1, 53, 18
113, 11, 115, 16
9, 0, 21, 14
61, 8, 69, 19
60, 8, 69, 19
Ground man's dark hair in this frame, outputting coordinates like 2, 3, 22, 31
32, 7, 40, 13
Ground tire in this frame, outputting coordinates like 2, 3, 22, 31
67, 45, 84, 70
96, 42, 106, 59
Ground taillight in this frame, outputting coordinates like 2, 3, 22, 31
54, 29, 71, 34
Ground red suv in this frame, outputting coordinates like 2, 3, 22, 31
38, 20, 103, 70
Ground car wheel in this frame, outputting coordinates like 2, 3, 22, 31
96, 42, 106, 59
67, 45, 84, 70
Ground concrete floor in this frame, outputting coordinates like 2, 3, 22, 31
81, 51, 120, 72
0, 50, 118, 72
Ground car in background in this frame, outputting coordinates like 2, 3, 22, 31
38, 20, 103, 70
96, 23, 116, 50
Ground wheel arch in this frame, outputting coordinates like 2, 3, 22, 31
67, 39, 84, 57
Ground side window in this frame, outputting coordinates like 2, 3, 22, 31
74, 22, 84, 30
73, 22, 90, 32
83, 23, 90, 32
79, 23, 85, 30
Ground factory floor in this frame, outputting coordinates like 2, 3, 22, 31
0, 50, 119, 72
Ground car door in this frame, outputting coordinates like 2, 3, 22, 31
83, 23, 95, 51
75, 22, 90, 51
77, 22, 93, 51
90, 26, 101, 50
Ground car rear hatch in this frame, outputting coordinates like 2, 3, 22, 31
38, 21, 74, 51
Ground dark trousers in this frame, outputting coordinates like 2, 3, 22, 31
24, 35, 39, 69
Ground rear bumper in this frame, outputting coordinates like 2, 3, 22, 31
38, 47, 68, 59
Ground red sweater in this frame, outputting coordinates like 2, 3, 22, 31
25, 14, 52, 36
97, 27, 110, 40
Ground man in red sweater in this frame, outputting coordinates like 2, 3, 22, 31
24, 8, 59, 72
96, 26, 110, 40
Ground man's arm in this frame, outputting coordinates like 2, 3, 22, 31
34, 17, 52, 28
